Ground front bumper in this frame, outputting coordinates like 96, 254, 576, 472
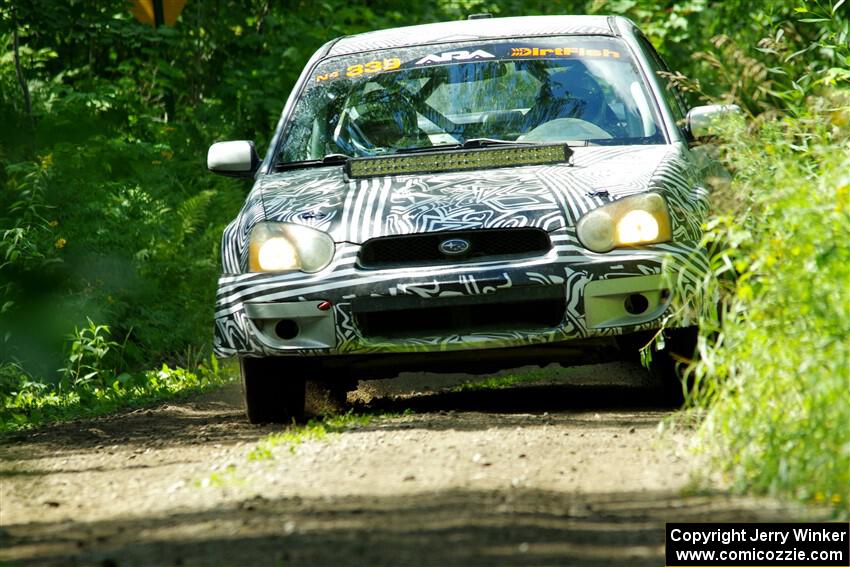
213, 236, 708, 358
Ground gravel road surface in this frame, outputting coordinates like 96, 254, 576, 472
0, 362, 808, 566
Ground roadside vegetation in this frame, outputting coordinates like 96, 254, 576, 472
671, 4, 849, 514
1, 350, 232, 433
1, 1, 847, 511
688, 97, 849, 512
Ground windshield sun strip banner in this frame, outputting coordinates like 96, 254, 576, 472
312, 40, 629, 84
345, 144, 573, 178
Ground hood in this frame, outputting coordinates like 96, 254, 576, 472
253, 145, 678, 243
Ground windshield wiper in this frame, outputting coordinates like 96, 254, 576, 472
394, 138, 546, 155
461, 138, 539, 148
274, 153, 349, 171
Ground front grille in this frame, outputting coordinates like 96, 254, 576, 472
358, 228, 551, 270
352, 285, 565, 339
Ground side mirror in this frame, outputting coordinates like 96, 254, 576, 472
207, 140, 260, 177
686, 104, 741, 141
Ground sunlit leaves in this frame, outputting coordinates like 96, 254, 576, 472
688, 97, 850, 513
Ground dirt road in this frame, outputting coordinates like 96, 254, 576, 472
1, 362, 808, 566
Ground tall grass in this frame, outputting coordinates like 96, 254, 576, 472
689, 94, 849, 513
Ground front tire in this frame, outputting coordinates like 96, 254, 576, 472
240, 357, 306, 424
618, 327, 699, 407
647, 327, 699, 407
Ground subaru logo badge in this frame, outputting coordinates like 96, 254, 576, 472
298, 210, 327, 221
439, 238, 470, 256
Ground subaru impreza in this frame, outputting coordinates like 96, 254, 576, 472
208, 15, 733, 422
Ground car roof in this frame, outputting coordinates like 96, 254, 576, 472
326, 15, 618, 57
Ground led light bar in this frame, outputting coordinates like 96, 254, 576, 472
346, 144, 572, 178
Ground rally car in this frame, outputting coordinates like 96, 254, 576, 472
208, 14, 734, 422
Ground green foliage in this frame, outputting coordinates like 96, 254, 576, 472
0, 356, 234, 432
61, 318, 120, 390
687, 101, 850, 513
661, 5, 849, 513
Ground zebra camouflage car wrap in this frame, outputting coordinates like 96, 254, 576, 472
213, 143, 710, 358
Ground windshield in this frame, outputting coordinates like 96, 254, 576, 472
278, 37, 664, 164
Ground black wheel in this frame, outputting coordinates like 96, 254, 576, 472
240, 357, 306, 424
646, 327, 699, 407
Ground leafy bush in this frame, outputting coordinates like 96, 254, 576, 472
674, 1, 850, 512
688, 99, 850, 512
1, 356, 232, 431
61, 318, 121, 390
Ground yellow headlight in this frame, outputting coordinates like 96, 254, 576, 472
257, 237, 298, 271
616, 210, 660, 244
248, 222, 335, 273
576, 193, 672, 253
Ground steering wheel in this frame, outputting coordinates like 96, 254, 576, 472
517, 118, 613, 143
